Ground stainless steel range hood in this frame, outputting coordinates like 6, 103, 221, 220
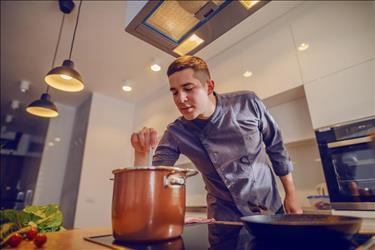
125, 0, 270, 57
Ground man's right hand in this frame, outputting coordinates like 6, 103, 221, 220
131, 127, 158, 165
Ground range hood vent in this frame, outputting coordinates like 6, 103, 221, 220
125, 0, 270, 57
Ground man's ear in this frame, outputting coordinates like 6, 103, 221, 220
206, 79, 215, 95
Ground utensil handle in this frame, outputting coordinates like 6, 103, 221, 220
148, 147, 154, 166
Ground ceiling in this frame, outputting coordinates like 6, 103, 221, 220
0, 0, 302, 136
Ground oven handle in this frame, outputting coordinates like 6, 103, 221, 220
327, 136, 373, 148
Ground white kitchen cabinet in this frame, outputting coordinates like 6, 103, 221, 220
268, 96, 315, 144
304, 59, 374, 129
290, 1, 374, 83
209, 10, 302, 99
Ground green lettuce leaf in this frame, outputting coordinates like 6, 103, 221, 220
0, 204, 65, 246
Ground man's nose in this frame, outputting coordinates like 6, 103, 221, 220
177, 92, 187, 103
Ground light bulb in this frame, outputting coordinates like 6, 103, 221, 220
60, 74, 73, 80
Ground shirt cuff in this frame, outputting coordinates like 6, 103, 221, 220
272, 161, 294, 176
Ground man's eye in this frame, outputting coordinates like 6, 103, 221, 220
184, 87, 193, 91
171, 91, 178, 96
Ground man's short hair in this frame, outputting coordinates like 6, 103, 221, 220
167, 55, 211, 82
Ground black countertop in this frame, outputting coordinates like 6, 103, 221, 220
87, 223, 374, 250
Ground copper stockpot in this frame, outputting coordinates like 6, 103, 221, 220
111, 166, 198, 242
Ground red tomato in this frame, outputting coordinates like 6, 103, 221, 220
33, 233, 47, 248
7, 233, 22, 247
26, 227, 38, 240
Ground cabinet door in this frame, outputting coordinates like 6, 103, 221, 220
210, 16, 301, 99
291, 1, 374, 83
304, 60, 374, 129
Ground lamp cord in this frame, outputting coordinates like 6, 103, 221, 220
68, 0, 83, 60
51, 14, 65, 68
47, 12, 65, 94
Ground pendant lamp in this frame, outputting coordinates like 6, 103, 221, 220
26, 13, 66, 118
45, 0, 84, 92
26, 91, 58, 118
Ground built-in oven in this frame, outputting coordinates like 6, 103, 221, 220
315, 116, 375, 211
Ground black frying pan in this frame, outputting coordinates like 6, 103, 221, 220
241, 214, 363, 242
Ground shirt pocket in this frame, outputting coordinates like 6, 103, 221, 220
241, 127, 262, 160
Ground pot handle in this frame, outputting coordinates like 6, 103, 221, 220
184, 169, 199, 178
164, 172, 185, 187
164, 169, 199, 187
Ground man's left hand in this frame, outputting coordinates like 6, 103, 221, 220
284, 194, 303, 214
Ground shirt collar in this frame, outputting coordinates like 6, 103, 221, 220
180, 92, 223, 131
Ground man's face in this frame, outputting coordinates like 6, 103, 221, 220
168, 68, 212, 120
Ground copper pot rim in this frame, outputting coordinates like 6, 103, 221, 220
112, 166, 198, 176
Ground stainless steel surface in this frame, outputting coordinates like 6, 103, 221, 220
331, 202, 375, 211
318, 115, 375, 131
125, 1, 270, 57
327, 136, 372, 148
241, 214, 363, 241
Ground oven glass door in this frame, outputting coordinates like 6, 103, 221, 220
324, 140, 375, 202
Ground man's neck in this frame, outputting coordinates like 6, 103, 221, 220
197, 94, 217, 120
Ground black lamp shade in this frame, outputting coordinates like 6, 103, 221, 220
26, 93, 59, 118
45, 59, 84, 92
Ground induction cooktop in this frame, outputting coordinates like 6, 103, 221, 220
84, 223, 375, 250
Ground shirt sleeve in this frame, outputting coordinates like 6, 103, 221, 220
152, 129, 180, 166
251, 93, 293, 176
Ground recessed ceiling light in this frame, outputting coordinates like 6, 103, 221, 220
298, 43, 309, 51
48, 142, 54, 147
20, 80, 30, 93
122, 85, 132, 92
5, 115, 13, 123
239, 0, 260, 10
243, 71, 253, 78
150, 63, 161, 72
122, 80, 132, 92
54, 137, 61, 142
11, 100, 20, 110
173, 33, 204, 56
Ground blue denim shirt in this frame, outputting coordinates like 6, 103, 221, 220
153, 91, 293, 220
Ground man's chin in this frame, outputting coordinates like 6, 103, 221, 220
182, 113, 197, 120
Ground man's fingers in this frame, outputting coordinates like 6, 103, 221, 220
131, 127, 157, 152
143, 127, 151, 150
138, 130, 145, 148
131, 133, 138, 146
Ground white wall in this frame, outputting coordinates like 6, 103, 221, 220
33, 103, 76, 205
276, 139, 326, 207
74, 93, 135, 228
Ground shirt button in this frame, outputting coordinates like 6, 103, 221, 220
240, 156, 249, 164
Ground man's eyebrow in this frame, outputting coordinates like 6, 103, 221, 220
169, 87, 176, 91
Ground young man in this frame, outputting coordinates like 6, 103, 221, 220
131, 56, 302, 221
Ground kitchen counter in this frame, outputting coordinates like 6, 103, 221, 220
4, 222, 374, 250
